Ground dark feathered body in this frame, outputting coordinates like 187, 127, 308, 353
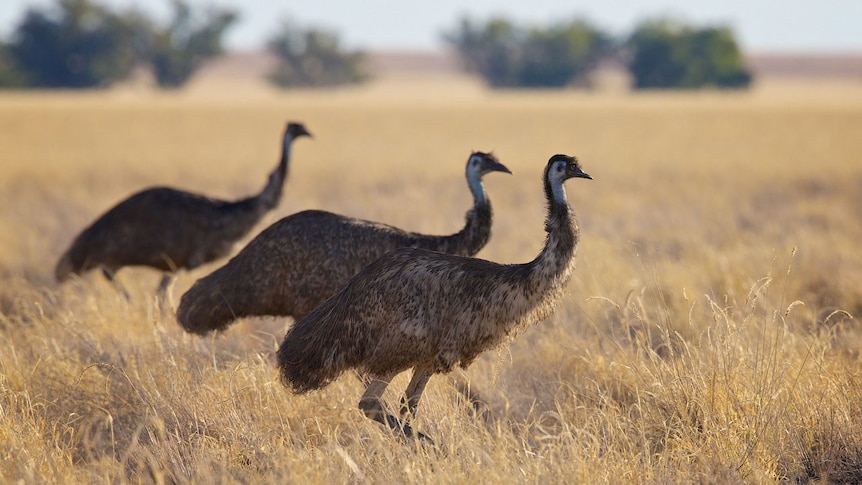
56, 188, 273, 276
176, 152, 509, 335
55, 122, 311, 285
278, 154, 591, 402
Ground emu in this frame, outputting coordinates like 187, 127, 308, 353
176, 151, 511, 335
55, 122, 312, 308
278, 154, 591, 441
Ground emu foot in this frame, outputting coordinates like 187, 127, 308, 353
383, 414, 435, 445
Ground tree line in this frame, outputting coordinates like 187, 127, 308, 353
0, 1, 751, 90
0, 0, 367, 89
444, 17, 752, 89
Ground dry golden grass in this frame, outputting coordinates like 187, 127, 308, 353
2, 76, 862, 483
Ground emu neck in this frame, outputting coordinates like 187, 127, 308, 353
521, 180, 579, 298
255, 133, 293, 211
426, 176, 493, 257
467, 171, 487, 206
534, 198, 578, 276
221, 134, 293, 236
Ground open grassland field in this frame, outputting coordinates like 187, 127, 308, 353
2, 78, 862, 483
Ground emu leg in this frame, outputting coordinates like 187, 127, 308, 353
359, 375, 432, 442
155, 273, 176, 315
400, 368, 432, 419
358, 375, 396, 427
102, 268, 130, 301
400, 369, 491, 423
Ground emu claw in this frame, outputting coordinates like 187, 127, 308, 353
384, 414, 435, 445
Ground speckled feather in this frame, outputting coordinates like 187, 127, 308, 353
55, 122, 311, 281
176, 151, 509, 335
278, 154, 590, 393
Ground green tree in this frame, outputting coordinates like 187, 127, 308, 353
267, 21, 369, 88
519, 20, 612, 88
1, 0, 141, 88
148, 0, 237, 88
444, 16, 611, 88
0, 44, 27, 87
0, 0, 236, 89
443, 17, 520, 88
626, 19, 752, 89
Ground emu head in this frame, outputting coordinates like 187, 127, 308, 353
545, 154, 592, 204
466, 151, 512, 179
285, 122, 312, 140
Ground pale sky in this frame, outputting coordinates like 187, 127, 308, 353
1, 0, 861, 53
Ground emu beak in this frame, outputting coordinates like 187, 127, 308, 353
486, 160, 513, 175
572, 167, 592, 180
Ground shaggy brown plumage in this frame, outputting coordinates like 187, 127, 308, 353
278, 154, 591, 440
176, 151, 510, 335
55, 122, 311, 305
